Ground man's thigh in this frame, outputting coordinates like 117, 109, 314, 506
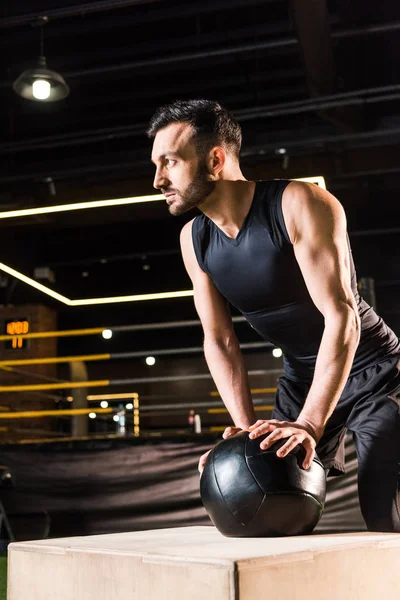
345, 355, 400, 439
345, 356, 400, 530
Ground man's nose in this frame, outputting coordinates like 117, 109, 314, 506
153, 168, 169, 190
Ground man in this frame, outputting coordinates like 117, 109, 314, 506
147, 99, 400, 532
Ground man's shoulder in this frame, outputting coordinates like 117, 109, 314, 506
180, 217, 196, 241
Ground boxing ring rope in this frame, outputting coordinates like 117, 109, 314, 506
0, 315, 252, 342
0, 408, 113, 419
0, 316, 281, 441
0, 403, 275, 420
0, 399, 274, 441
0, 369, 282, 393
0, 341, 273, 367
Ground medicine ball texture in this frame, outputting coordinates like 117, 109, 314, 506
200, 431, 326, 537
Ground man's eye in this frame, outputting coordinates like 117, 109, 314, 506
166, 159, 177, 166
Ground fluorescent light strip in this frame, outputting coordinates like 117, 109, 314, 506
0, 261, 70, 304
0, 178, 326, 220
294, 176, 326, 189
0, 194, 164, 220
87, 393, 139, 400
0, 178, 326, 221
0, 262, 193, 306
69, 290, 194, 306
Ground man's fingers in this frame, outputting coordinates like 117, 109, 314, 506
222, 426, 242, 439
302, 439, 316, 470
248, 419, 282, 430
259, 428, 288, 449
248, 420, 264, 430
274, 433, 314, 459
198, 449, 212, 474
249, 423, 277, 439
222, 427, 236, 438
270, 434, 316, 469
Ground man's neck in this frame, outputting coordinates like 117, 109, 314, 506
200, 179, 256, 238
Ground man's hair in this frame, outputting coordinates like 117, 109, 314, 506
146, 99, 242, 158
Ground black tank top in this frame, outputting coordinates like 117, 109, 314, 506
192, 180, 400, 382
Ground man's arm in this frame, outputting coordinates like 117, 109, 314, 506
249, 181, 360, 468
285, 181, 360, 437
180, 219, 256, 430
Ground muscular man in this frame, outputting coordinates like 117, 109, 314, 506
147, 99, 400, 532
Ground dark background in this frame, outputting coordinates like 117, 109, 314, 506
0, 0, 398, 548
0, 0, 399, 422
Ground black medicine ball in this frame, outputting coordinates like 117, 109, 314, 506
200, 431, 326, 537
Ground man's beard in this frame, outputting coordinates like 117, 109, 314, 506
166, 161, 216, 216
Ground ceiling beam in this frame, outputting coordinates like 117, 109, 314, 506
1, 84, 399, 156
1, 135, 400, 188
0, 0, 163, 29
289, 0, 363, 132
0, 0, 276, 30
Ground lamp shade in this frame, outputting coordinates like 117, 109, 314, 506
13, 56, 69, 102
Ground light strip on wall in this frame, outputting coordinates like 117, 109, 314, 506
0, 194, 164, 220
294, 176, 326, 189
68, 290, 194, 306
0, 177, 325, 221
0, 261, 194, 305
87, 393, 139, 400
0, 261, 71, 304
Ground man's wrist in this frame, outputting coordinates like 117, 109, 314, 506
295, 417, 324, 442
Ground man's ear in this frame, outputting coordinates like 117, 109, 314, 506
206, 146, 226, 179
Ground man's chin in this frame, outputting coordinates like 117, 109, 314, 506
168, 203, 181, 216
168, 201, 194, 217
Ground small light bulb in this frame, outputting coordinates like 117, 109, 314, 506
125, 403, 133, 410
32, 79, 51, 100
100, 401, 108, 408
272, 348, 283, 358
113, 415, 120, 422
102, 329, 112, 339
88, 412, 97, 419
146, 356, 156, 366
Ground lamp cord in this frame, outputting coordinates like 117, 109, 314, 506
40, 26, 44, 58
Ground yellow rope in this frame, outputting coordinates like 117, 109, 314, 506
0, 353, 110, 366
0, 327, 105, 341
0, 408, 113, 419
0, 380, 110, 392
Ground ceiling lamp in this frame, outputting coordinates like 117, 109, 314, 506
12, 18, 69, 102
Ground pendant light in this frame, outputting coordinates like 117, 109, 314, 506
12, 18, 69, 102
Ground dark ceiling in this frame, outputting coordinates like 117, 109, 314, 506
0, 0, 399, 347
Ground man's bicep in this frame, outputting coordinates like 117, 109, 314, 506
288, 184, 356, 317
294, 236, 355, 318
192, 273, 233, 338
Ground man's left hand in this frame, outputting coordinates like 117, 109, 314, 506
247, 419, 321, 469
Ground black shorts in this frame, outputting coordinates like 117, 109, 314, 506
272, 355, 400, 477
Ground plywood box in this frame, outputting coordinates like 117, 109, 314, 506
8, 526, 400, 600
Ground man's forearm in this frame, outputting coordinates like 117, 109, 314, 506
297, 307, 360, 439
204, 333, 256, 429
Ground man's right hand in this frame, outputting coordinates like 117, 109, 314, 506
222, 426, 244, 439
198, 427, 245, 475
